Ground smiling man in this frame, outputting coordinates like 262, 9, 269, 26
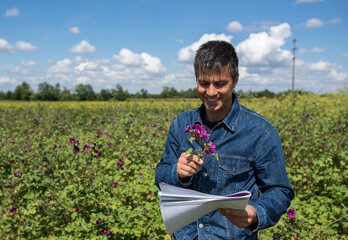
155, 40, 294, 240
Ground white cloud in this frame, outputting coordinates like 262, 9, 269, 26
0, 76, 16, 84
296, 0, 324, 3
311, 47, 325, 53
3, 7, 19, 17
327, 18, 342, 24
308, 61, 331, 71
140, 52, 166, 74
0, 38, 14, 53
236, 23, 292, 66
226, 21, 243, 32
178, 33, 233, 63
16, 41, 37, 52
297, 47, 325, 54
70, 40, 96, 54
48, 58, 73, 73
343, 53, 348, 57
69, 26, 80, 34
113, 48, 166, 74
20, 60, 38, 67
75, 61, 99, 71
298, 48, 307, 54
305, 18, 324, 28
113, 48, 142, 66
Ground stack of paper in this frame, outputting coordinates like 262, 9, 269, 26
158, 182, 251, 234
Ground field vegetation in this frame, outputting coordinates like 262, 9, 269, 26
0, 91, 347, 239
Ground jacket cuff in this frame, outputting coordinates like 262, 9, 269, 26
247, 203, 267, 231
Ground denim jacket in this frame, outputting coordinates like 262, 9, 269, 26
155, 94, 294, 240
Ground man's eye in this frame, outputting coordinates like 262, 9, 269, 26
216, 82, 226, 87
199, 82, 209, 86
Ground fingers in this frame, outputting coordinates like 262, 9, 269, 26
217, 205, 257, 228
177, 153, 203, 179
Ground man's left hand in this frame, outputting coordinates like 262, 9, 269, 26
217, 205, 258, 229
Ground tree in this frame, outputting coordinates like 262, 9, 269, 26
99, 89, 113, 101
75, 84, 96, 101
0, 91, 5, 100
112, 84, 130, 101
140, 88, 148, 98
160, 86, 179, 98
254, 89, 276, 98
13, 82, 33, 100
37, 82, 61, 100
59, 87, 73, 101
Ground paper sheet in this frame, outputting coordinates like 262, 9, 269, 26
158, 182, 251, 234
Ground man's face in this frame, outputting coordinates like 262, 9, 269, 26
196, 67, 238, 122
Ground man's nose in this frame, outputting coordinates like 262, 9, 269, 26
207, 84, 217, 96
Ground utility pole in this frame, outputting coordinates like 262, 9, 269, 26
292, 39, 297, 95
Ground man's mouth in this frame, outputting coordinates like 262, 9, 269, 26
206, 97, 219, 102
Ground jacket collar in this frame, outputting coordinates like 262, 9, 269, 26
193, 93, 241, 132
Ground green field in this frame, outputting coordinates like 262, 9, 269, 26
0, 92, 347, 239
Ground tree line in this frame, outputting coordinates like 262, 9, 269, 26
0, 81, 302, 101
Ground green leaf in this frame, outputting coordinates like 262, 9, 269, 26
186, 148, 193, 154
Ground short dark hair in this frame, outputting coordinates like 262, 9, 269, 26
194, 40, 239, 81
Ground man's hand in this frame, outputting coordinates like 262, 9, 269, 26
218, 205, 258, 229
177, 153, 203, 180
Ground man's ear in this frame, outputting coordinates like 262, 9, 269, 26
232, 75, 239, 89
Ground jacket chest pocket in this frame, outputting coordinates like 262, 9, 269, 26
219, 156, 250, 176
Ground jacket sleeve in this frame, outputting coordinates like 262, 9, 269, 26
155, 117, 193, 189
249, 126, 295, 230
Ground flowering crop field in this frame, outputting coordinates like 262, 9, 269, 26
0, 93, 347, 239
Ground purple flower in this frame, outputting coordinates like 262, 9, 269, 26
83, 144, 90, 152
143, 207, 147, 212
14, 173, 20, 177
58, 123, 62, 126
193, 125, 209, 140
69, 138, 76, 143
74, 145, 80, 153
11, 207, 17, 214
35, 115, 39, 120
101, 228, 110, 235
203, 142, 216, 155
291, 130, 296, 135
148, 192, 152, 197
97, 218, 102, 225
185, 125, 191, 133
139, 173, 144, 179
120, 107, 123, 110
112, 182, 118, 188
300, 141, 303, 145
287, 209, 296, 219
116, 161, 123, 167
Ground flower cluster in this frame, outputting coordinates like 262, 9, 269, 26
185, 124, 218, 160
286, 208, 296, 219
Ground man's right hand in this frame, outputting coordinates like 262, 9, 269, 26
177, 153, 203, 180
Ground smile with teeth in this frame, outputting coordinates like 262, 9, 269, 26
206, 97, 219, 102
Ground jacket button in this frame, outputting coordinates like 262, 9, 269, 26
199, 223, 204, 228
203, 172, 208, 177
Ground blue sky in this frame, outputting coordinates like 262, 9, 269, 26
1, 0, 347, 94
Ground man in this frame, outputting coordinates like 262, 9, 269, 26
155, 40, 294, 239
